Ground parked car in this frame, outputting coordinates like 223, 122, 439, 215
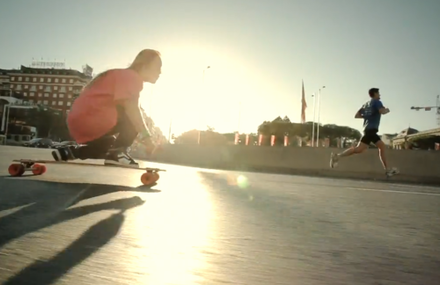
22, 138, 54, 148
51, 141, 78, 149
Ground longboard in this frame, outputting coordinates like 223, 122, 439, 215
8, 159, 165, 186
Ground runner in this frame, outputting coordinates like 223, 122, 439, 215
52, 49, 161, 166
330, 88, 399, 177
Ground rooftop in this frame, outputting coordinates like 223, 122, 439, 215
5, 66, 92, 80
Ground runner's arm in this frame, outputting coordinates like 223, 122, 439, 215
354, 108, 363, 119
379, 107, 390, 114
376, 100, 390, 114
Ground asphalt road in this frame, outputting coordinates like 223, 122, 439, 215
0, 146, 439, 285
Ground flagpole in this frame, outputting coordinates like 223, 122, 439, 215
198, 65, 210, 145
168, 119, 172, 143
316, 86, 326, 147
311, 93, 316, 147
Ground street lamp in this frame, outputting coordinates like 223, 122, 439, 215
316, 86, 326, 147
311, 93, 317, 147
198, 65, 211, 145
1, 104, 10, 137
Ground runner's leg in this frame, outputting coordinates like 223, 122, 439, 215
330, 131, 370, 168
373, 140, 388, 170
374, 136, 399, 176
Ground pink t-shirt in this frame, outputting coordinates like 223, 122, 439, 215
67, 69, 143, 143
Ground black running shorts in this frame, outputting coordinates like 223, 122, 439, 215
360, 128, 381, 145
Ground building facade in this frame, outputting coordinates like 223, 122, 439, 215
0, 69, 13, 97
0, 64, 92, 143
7, 65, 92, 116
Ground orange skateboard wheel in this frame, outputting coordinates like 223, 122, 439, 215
8, 164, 25, 176
141, 172, 159, 185
32, 164, 47, 175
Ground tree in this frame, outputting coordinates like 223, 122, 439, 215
257, 116, 361, 146
174, 129, 228, 145
139, 106, 167, 144
26, 105, 64, 138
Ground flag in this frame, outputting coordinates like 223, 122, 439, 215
301, 80, 307, 123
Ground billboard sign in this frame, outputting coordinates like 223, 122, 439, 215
31, 60, 65, 69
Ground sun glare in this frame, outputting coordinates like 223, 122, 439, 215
131, 168, 214, 284
139, 45, 260, 136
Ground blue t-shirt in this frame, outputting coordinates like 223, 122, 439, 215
359, 99, 383, 131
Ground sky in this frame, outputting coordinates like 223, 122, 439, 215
1, 0, 439, 137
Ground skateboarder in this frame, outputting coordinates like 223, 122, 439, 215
329, 88, 399, 177
53, 49, 161, 167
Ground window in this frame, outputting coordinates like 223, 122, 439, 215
67, 102, 71, 106
23, 93, 28, 97
25, 77, 29, 82
70, 79, 74, 83
43, 100, 48, 104
29, 86, 37, 91
30, 92, 35, 97
52, 101, 56, 105
16, 84, 22, 90
11, 77, 14, 81
18, 77, 22, 81
29, 99, 33, 103
62, 79, 66, 83
55, 78, 59, 83
53, 94, 57, 98
54, 86, 58, 90
24, 85, 28, 89
44, 93, 49, 97
60, 86, 66, 92
44, 86, 51, 92
40, 78, 44, 82
47, 78, 52, 83
68, 86, 73, 91
38, 93, 42, 97
33, 78, 37, 82
58, 101, 63, 106
10, 84, 14, 88
39, 86, 43, 90
68, 94, 72, 99
37, 100, 42, 104
59, 94, 64, 98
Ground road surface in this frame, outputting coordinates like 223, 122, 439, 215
0, 146, 439, 285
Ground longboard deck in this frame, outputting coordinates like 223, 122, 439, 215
12, 159, 166, 172
8, 158, 165, 186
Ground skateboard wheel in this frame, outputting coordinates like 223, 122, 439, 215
152, 172, 159, 182
32, 164, 47, 175
141, 172, 159, 185
8, 163, 25, 177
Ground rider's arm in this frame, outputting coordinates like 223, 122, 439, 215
122, 99, 151, 136
113, 70, 151, 137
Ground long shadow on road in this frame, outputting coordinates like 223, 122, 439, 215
0, 179, 160, 249
3, 209, 128, 285
0, 178, 160, 284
